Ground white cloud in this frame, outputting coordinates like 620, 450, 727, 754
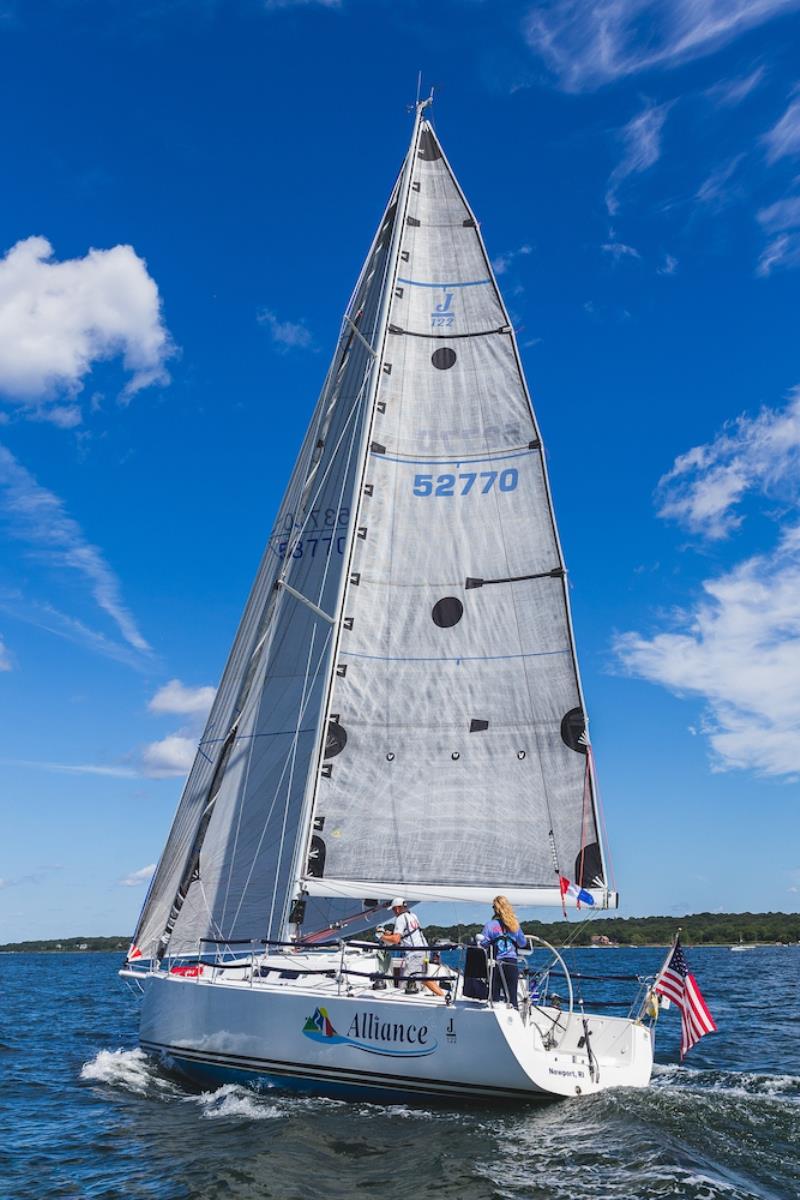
119, 863, 156, 887
695, 155, 745, 210
763, 93, 800, 163
1, 758, 139, 778
658, 253, 678, 275
617, 390, 800, 778
0, 237, 173, 422
524, 1, 800, 92
492, 244, 533, 275
757, 196, 800, 233
0, 635, 10, 671
606, 102, 671, 214
601, 240, 641, 261
149, 678, 215, 717
141, 734, 196, 778
615, 526, 800, 777
257, 307, 314, 351
0, 444, 150, 652
656, 388, 800, 538
757, 232, 800, 276
705, 66, 765, 107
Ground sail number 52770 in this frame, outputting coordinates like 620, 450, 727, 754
412, 469, 518, 497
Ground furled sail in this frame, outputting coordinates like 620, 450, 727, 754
300, 118, 611, 910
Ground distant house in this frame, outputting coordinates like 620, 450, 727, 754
590, 934, 618, 947
77, 942, 88, 950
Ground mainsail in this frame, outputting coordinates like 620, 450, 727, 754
132, 106, 612, 960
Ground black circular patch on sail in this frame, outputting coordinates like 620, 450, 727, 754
560, 707, 587, 754
574, 842, 603, 889
325, 720, 347, 759
431, 347, 456, 370
432, 597, 463, 628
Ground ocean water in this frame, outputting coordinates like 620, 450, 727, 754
2, 946, 799, 1200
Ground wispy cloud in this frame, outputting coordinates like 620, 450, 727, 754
756, 197, 800, 274
523, 1, 799, 93
757, 232, 800, 276
0, 592, 146, 670
763, 92, 800, 163
257, 308, 314, 351
656, 387, 800, 538
658, 253, 678, 275
492, 244, 533, 275
695, 155, 745, 210
0, 634, 11, 671
705, 66, 765, 107
758, 195, 800, 232
0, 444, 150, 653
1, 758, 139, 778
119, 863, 156, 887
0, 236, 173, 423
615, 524, 800, 778
606, 101, 671, 214
601, 240, 641, 261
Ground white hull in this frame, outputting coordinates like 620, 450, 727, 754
136, 957, 654, 1104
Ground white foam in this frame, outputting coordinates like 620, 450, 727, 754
194, 1084, 282, 1121
80, 1047, 168, 1095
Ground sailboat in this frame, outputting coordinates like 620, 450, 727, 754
122, 98, 655, 1103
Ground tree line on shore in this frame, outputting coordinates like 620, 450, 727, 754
425, 910, 800, 946
2, 911, 799, 952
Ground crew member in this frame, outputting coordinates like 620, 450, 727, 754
478, 895, 527, 1009
379, 899, 446, 998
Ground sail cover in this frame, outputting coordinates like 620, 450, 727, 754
302, 120, 610, 908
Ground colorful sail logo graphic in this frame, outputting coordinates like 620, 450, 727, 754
301, 1007, 437, 1057
303, 1006, 336, 1039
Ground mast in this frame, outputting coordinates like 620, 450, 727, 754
282, 100, 428, 936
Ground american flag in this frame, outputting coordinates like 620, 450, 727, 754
655, 937, 717, 1059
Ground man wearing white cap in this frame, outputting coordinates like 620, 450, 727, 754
378, 899, 446, 998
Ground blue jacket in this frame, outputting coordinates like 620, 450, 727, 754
479, 919, 527, 961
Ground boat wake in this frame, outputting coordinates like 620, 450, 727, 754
79, 1047, 180, 1097
652, 1062, 800, 1103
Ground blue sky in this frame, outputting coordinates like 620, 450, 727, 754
2, 0, 800, 940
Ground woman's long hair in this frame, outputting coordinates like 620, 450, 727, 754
492, 895, 520, 933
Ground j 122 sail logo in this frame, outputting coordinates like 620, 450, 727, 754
432, 290, 454, 328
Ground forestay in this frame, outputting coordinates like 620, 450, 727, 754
301, 119, 610, 910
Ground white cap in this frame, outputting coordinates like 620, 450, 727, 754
389, 897, 405, 909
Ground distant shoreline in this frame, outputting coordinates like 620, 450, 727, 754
3, 911, 799, 954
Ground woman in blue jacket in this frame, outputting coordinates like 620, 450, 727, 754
478, 895, 527, 1009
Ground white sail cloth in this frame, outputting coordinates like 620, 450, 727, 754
306, 122, 606, 902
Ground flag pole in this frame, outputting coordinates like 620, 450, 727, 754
638, 927, 679, 1021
